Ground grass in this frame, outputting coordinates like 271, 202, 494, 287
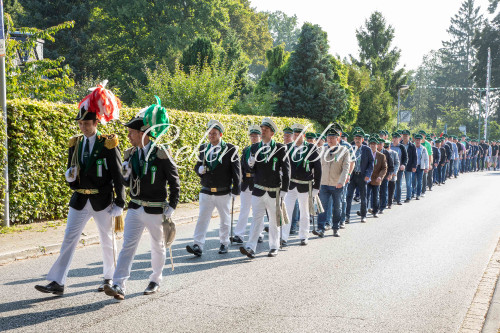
0, 225, 34, 234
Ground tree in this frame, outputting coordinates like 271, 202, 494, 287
255, 44, 290, 93
356, 76, 393, 133
277, 23, 348, 126
4, 0, 24, 24
266, 10, 300, 52
181, 37, 216, 71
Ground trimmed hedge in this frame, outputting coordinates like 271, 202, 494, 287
4, 99, 317, 224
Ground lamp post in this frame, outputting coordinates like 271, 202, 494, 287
397, 85, 409, 127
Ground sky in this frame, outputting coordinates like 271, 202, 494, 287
250, 0, 494, 71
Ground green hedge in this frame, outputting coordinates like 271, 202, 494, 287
4, 99, 317, 224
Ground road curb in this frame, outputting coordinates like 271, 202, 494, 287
0, 205, 240, 266
458, 237, 500, 333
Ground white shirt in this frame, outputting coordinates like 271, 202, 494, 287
81, 133, 97, 161
139, 141, 152, 161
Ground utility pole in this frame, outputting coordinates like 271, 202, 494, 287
0, 0, 8, 227
484, 48, 491, 141
478, 90, 482, 140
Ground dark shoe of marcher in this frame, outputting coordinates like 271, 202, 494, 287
35, 281, 64, 296
98, 279, 112, 292
368, 208, 373, 214
397, 202, 403, 205
404, 199, 411, 203
104, 284, 125, 300
317, 230, 325, 238
264, 226, 269, 233
339, 223, 345, 229
372, 213, 378, 218
231, 235, 244, 244
300, 239, 308, 246
144, 282, 160, 295
387, 205, 392, 209
280, 239, 288, 247
333, 229, 340, 237
378, 210, 384, 214
345, 218, 350, 224
239, 247, 256, 258
268, 249, 278, 257
361, 217, 367, 223
218, 244, 228, 254
257, 236, 264, 243
290, 228, 297, 235
354, 197, 360, 202
186, 244, 202, 257
416, 196, 420, 200
356, 211, 361, 216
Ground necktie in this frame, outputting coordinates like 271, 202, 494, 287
140, 148, 146, 167
82, 138, 89, 166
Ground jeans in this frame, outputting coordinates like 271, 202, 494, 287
395, 170, 404, 203
379, 178, 389, 211
318, 185, 343, 231
454, 159, 460, 177
427, 168, 433, 190
340, 185, 348, 224
415, 168, 424, 197
367, 184, 380, 214
440, 163, 448, 182
388, 181, 396, 207
404, 170, 414, 200
291, 200, 299, 231
346, 173, 367, 218
422, 168, 427, 194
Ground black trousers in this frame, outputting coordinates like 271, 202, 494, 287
388, 181, 396, 207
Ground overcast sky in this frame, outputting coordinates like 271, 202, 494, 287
250, 0, 494, 71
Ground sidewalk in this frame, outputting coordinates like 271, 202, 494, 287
0, 198, 241, 266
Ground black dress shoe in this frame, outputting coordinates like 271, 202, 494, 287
98, 279, 112, 292
231, 235, 244, 244
404, 199, 410, 203
333, 229, 340, 237
397, 202, 402, 205
356, 211, 361, 216
290, 228, 297, 235
257, 236, 264, 243
280, 239, 288, 247
144, 282, 160, 295
300, 239, 308, 246
239, 247, 256, 258
372, 213, 378, 218
345, 218, 350, 224
264, 226, 269, 233
35, 281, 64, 295
316, 230, 325, 238
104, 284, 125, 300
186, 244, 202, 256
268, 249, 278, 257
218, 244, 228, 254
416, 196, 420, 200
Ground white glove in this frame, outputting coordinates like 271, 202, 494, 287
248, 155, 256, 168
280, 191, 287, 199
198, 165, 206, 174
110, 205, 123, 217
163, 206, 175, 218
65, 167, 77, 182
122, 161, 132, 179
312, 189, 319, 197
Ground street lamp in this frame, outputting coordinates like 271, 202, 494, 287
397, 85, 409, 127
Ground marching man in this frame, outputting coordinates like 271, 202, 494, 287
104, 97, 180, 300
281, 123, 321, 246
240, 117, 290, 258
232, 125, 262, 244
186, 120, 241, 256
35, 84, 125, 296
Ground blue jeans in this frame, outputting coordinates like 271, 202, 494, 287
340, 185, 348, 224
379, 179, 389, 211
346, 173, 368, 218
441, 163, 448, 181
291, 200, 299, 231
318, 185, 343, 231
367, 184, 380, 213
395, 170, 404, 203
404, 170, 414, 200
415, 168, 424, 197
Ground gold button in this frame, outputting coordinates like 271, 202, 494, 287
211, 188, 217, 193
84, 189, 91, 194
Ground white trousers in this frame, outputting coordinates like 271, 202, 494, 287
193, 193, 231, 248
282, 189, 310, 241
246, 193, 280, 252
113, 207, 165, 289
234, 188, 252, 238
46, 201, 115, 286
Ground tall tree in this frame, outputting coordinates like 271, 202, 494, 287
277, 23, 348, 126
266, 10, 300, 52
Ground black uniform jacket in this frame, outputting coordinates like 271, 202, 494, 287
240, 145, 254, 192
124, 144, 180, 214
286, 142, 321, 193
248, 140, 290, 198
381, 148, 395, 176
67, 133, 125, 211
194, 141, 241, 196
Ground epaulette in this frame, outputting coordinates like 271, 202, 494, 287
157, 144, 171, 159
124, 147, 135, 161
102, 134, 119, 149
68, 134, 83, 148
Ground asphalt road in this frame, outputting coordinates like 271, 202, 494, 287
1, 171, 499, 333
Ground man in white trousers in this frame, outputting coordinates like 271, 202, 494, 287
186, 120, 241, 256
232, 125, 263, 244
35, 85, 125, 295
104, 98, 180, 300
281, 123, 321, 246
240, 118, 290, 258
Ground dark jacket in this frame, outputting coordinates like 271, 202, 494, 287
444, 142, 452, 161
381, 148, 394, 176
432, 146, 441, 166
67, 133, 125, 211
249, 140, 290, 198
353, 144, 374, 179
439, 146, 447, 164
370, 151, 388, 186
287, 142, 322, 193
124, 144, 180, 214
240, 146, 254, 192
403, 141, 418, 170
195, 141, 241, 196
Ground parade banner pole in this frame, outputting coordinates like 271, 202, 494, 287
0, 0, 9, 227
484, 48, 491, 141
